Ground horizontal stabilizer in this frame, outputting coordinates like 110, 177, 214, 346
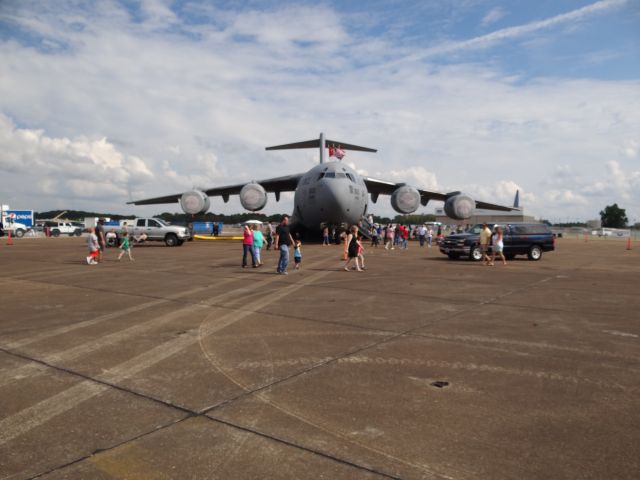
266, 138, 376, 152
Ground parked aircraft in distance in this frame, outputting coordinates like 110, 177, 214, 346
128, 133, 516, 234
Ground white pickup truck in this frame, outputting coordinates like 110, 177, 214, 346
111, 218, 190, 247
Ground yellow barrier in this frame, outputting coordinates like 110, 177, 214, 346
194, 235, 243, 241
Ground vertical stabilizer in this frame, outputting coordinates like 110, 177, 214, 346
513, 190, 520, 209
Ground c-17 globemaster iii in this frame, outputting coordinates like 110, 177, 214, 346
128, 133, 516, 236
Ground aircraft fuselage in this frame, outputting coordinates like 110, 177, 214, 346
292, 161, 368, 231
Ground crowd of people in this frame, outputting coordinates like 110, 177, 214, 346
237, 217, 451, 274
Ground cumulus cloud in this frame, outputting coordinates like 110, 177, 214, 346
0, 113, 153, 203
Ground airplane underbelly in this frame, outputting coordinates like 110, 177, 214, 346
297, 193, 366, 230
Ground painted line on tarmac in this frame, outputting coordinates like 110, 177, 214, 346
227, 355, 631, 390
0, 259, 332, 446
414, 333, 640, 363
1, 283, 217, 351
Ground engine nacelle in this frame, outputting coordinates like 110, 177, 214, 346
444, 193, 475, 220
239, 183, 268, 211
390, 185, 420, 214
180, 190, 210, 215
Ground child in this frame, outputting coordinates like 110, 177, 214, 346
356, 234, 366, 270
117, 231, 134, 261
86, 227, 99, 265
293, 238, 302, 270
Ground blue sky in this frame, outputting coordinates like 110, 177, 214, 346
0, 0, 639, 222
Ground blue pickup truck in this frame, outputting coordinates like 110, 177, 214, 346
440, 223, 555, 261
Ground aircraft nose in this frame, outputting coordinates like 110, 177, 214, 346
318, 179, 347, 222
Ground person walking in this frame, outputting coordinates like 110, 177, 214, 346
489, 226, 507, 266
293, 238, 302, 270
417, 224, 426, 247
401, 225, 409, 249
343, 225, 362, 271
322, 226, 330, 246
252, 223, 264, 266
427, 227, 434, 247
480, 223, 492, 265
357, 234, 366, 269
370, 225, 379, 248
384, 224, 394, 250
242, 223, 257, 268
117, 231, 134, 261
266, 223, 274, 250
86, 227, 99, 265
274, 215, 294, 274
95, 219, 106, 262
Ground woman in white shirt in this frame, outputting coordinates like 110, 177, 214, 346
490, 226, 507, 266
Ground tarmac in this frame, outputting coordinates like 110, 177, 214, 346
0, 235, 638, 479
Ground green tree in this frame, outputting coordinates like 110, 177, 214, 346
599, 203, 628, 228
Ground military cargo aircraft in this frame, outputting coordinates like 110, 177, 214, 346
128, 133, 515, 234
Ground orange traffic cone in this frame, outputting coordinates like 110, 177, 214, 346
626, 237, 632, 250
7, 230, 13, 246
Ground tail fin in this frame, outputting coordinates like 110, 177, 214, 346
513, 190, 520, 209
266, 132, 376, 163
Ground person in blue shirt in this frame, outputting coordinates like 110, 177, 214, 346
252, 223, 264, 266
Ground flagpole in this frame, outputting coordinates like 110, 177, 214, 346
319, 132, 325, 164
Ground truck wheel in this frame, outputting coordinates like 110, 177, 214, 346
15, 229, 25, 238
470, 246, 483, 261
52, 229, 60, 237
165, 233, 178, 247
447, 253, 460, 260
527, 245, 542, 261
177, 239, 185, 246
75, 229, 82, 236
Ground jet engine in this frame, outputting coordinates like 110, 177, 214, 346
390, 185, 421, 214
180, 190, 210, 215
239, 183, 268, 211
444, 193, 475, 220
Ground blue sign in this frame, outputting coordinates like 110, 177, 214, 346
5, 210, 34, 227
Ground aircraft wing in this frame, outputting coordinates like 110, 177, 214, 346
363, 177, 515, 212
128, 173, 305, 205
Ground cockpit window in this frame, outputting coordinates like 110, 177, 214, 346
345, 173, 354, 182
325, 172, 336, 178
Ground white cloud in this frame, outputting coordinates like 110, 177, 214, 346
0, 113, 153, 203
481, 7, 507, 27
546, 189, 589, 206
407, 0, 628, 60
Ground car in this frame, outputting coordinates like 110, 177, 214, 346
440, 223, 555, 261
44, 221, 83, 237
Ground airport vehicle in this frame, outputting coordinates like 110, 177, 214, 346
129, 133, 515, 237
0, 216, 29, 238
43, 221, 82, 237
126, 218, 190, 246
440, 223, 555, 261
